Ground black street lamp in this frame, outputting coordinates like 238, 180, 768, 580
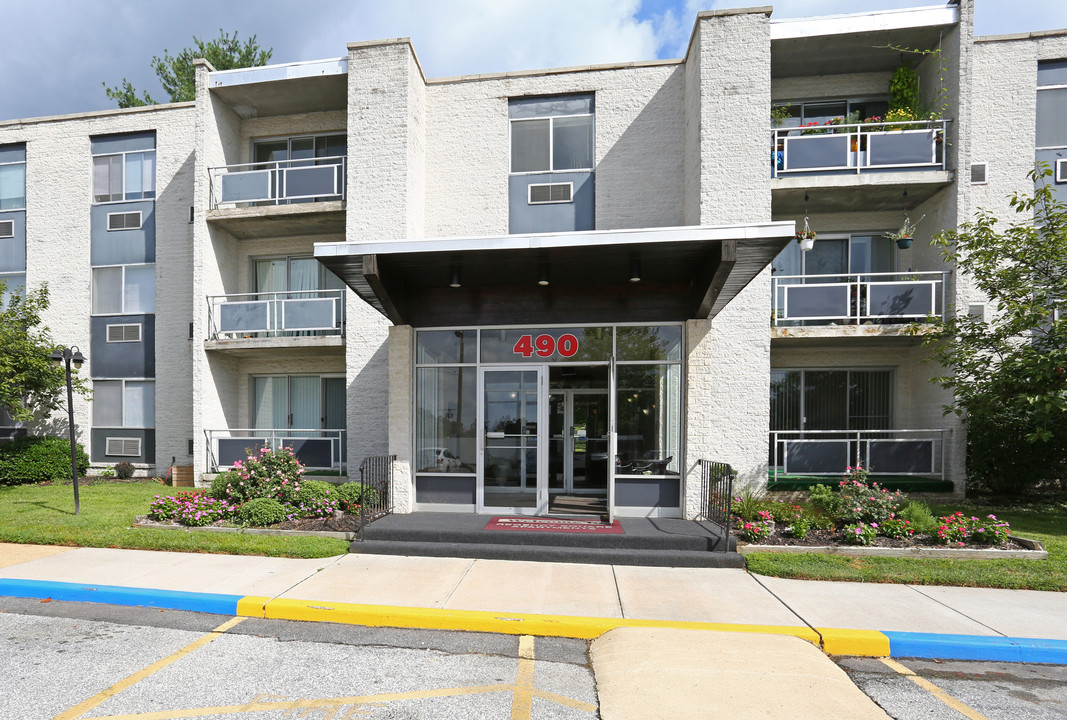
50, 346, 86, 515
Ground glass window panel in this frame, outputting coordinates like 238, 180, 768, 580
615, 326, 682, 362
124, 153, 143, 200
616, 364, 680, 476
804, 371, 848, 430
805, 238, 848, 277
109, 155, 123, 201
92, 156, 112, 203
552, 115, 593, 170
0, 273, 25, 307
770, 370, 801, 431
416, 330, 475, 364
0, 164, 26, 210
92, 267, 123, 314
415, 367, 476, 472
1037, 88, 1067, 147
289, 377, 320, 430
252, 377, 288, 429
254, 141, 289, 164
803, 102, 848, 125
124, 381, 154, 428
509, 95, 593, 119
479, 327, 612, 363
511, 119, 550, 173
141, 152, 155, 198
123, 265, 155, 313
849, 371, 891, 430
93, 381, 123, 427
289, 138, 315, 161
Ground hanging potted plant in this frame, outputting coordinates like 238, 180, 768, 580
887, 214, 924, 249
796, 217, 816, 251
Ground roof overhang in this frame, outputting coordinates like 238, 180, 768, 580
315, 224, 794, 327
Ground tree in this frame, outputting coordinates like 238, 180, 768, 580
921, 165, 1067, 492
0, 281, 88, 423
104, 30, 272, 108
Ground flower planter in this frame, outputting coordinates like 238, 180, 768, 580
798, 237, 815, 251
895, 237, 913, 249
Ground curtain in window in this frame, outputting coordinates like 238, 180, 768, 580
552, 115, 594, 170
123, 265, 155, 314
253, 377, 288, 429
770, 370, 801, 431
0, 273, 24, 307
92, 381, 123, 427
92, 267, 123, 314
124, 381, 155, 428
0, 164, 25, 210
288, 258, 319, 297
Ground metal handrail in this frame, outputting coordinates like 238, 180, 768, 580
769, 428, 949, 481
208, 155, 346, 207
357, 455, 396, 542
771, 271, 947, 325
204, 428, 347, 474
696, 459, 735, 546
772, 119, 950, 176
207, 288, 346, 339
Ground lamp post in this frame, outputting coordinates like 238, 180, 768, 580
50, 346, 85, 515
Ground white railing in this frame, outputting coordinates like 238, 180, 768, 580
209, 156, 346, 208
771, 271, 946, 325
772, 119, 949, 176
769, 429, 949, 480
205, 428, 347, 473
207, 289, 345, 339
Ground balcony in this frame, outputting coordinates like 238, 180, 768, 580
771, 271, 945, 342
206, 157, 346, 239
205, 289, 345, 355
205, 428, 346, 473
772, 120, 948, 177
770, 429, 949, 481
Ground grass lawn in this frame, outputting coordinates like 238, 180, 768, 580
0, 480, 349, 558
745, 497, 1067, 591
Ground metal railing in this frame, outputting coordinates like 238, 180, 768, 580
772, 119, 949, 176
769, 429, 949, 481
772, 271, 946, 325
696, 460, 734, 550
205, 428, 347, 474
357, 455, 396, 541
209, 156, 346, 208
207, 289, 345, 339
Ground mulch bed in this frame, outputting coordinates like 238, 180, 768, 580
271, 515, 362, 532
739, 526, 1029, 551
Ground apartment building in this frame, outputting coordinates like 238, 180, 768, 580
1, 0, 1060, 519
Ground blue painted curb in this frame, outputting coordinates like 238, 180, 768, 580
0, 578, 242, 616
885, 631, 1067, 665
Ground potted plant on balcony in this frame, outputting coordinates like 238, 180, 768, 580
795, 218, 817, 251
887, 214, 925, 249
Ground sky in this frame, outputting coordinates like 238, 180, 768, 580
1, 0, 1066, 122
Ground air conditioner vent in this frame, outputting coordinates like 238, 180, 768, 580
106, 323, 142, 343
105, 437, 141, 457
970, 162, 987, 184
0, 220, 13, 239
528, 182, 573, 204
107, 211, 142, 231
1056, 159, 1067, 184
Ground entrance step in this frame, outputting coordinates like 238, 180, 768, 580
352, 512, 742, 568
549, 495, 607, 516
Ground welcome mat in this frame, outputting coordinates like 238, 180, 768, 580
483, 517, 623, 534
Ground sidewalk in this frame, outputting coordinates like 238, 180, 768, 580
2, 543, 1066, 718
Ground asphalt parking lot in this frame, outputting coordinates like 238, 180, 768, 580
0, 597, 598, 720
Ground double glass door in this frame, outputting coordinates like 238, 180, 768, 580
549, 391, 609, 495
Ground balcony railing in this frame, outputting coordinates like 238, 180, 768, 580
772, 271, 946, 326
208, 289, 345, 340
772, 120, 949, 176
205, 428, 346, 473
770, 429, 949, 480
209, 156, 346, 208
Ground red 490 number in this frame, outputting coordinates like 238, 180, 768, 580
513, 333, 579, 358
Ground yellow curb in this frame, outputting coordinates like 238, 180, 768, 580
237, 595, 271, 617
257, 596, 822, 643
817, 628, 891, 657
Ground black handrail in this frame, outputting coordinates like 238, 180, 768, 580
356, 454, 395, 541
697, 460, 735, 549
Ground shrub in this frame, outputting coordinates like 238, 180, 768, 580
148, 494, 179, 521
968, 515, 1011, 545
879, 518, 914, 539
334, 482, 380, 513
210, 447, 305, 504
836, 473, 905, 525
210, 470, 242, 501
292, 480, 339, 518
730, 488, 769, 523
899, 501, 936, 534
785, 516, 813, 539
0, 435, 90, 485
99, 465, 116, 479
237, 497, 286, 527
166, 491, 235, 527
769, 502, 804, 525
935, 512, 970, 546
114, 461, 136, 479
843, 522, 878, 546
807, 484, 842, 517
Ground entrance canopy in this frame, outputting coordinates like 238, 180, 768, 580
314, 223, 794, 326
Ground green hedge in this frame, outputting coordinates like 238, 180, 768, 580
0, 435, 90, 486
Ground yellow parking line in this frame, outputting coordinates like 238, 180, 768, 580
55, 617, 246, 720
879, 658, 992, 720
510, 636, 536, 720
532, 688, 598, 713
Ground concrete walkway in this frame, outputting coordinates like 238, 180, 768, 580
1, 544, 1065, 719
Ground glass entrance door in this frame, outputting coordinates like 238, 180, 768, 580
479, 367, 546, 514
549, 391, 609, 495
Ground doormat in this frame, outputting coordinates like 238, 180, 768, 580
483, 517, 623, 534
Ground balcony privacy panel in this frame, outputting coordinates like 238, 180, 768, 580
218, 438, 269, 466
785, 440, 849, 474
281, 298, 335, 330
868, 282, 934, 317
284, 437, 333, 467
784, 135, 849, 170
867, 130, 936, 166
868, 440, 934, 473
283, 165, 337, 198
784, 284, 848, 318
218, 302, 270, 333
220, 171, 271, 203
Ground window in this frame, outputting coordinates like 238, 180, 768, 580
93, 380, 154, 428
771, 369, 892, 431
107, 211, 143, 231
510, 95, 594, 173
771, 98, 889, 129
0, 144, 26, 211
771, 233, 894, 278
93, 151, 155, 203
0, 272, 25, 307
92, 264, 155, 314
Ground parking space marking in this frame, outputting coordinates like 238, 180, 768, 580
53, 616, 247, 720
511, 635, 536, 720
879, 658, 992, 720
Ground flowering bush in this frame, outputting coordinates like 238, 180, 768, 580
169, 492, 235, 527
843, 522, 878, 546
741, 520, 773, 543
968, 515, 1011, 545
148, 494, 180, 521
935, 512, 970, 546
835, 469, 905, 525
879, 517, 914, 539
785, 516, 814, 539
211, 446, 305, 504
